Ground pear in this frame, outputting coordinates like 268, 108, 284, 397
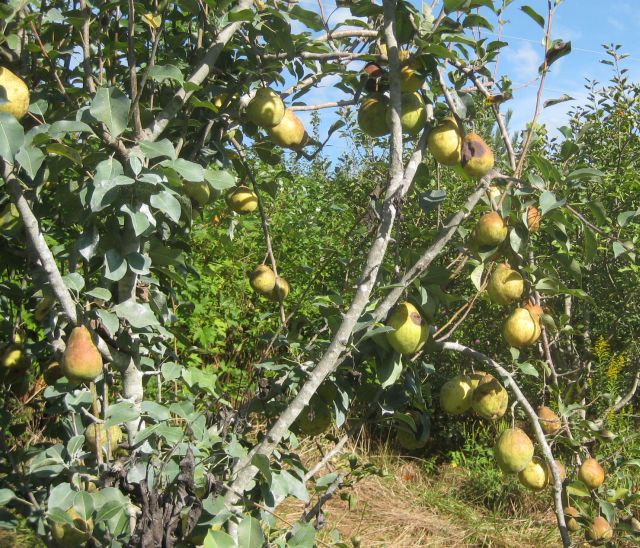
226, 185, 258, 214
249, 264, 276, 297
385, 301, 428, 354
386, 92, 426, 135
527, 206, 541, 232
471, 374, 508, 419
578, 458, 605, 489
268, 109, 308, 150
1, 340, 28, 373
547, 460, 567, 483
585, 516, 613, 545
43, 361, 63, 385
51, 507, 93, 547
294, 397, 332, 436
564, 506, 581, 533
85, 423, 123, 453
469, 371, 487, 391
396, 410, 429, 450
503, 307, 541, 348
0, 67, 29, 120
494, 427, 534, 474
474, 211, 508, 247
183, 180, 210, 207
537, 405, 561, 435
461, 132, 494, 179
268, 277, 290, 302
518, 456, 548, 491
61, 326, 102, 384
440, 375, 474, 415
487, 264, 524, 305
357, 94, 390, 137
427, 118, 462, 166
246, 87, 285, 128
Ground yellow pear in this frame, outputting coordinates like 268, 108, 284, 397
537, 405, 561, 435
578, 458, 605, 489
487, 264, 524, 305
85, 423, 122, 453
357, 94, 390, 137
61, 326, 102, 383
518, 456, 548, 491
385, 301, 428, 354
503, 307, 541, 348
564, 506, 581, 533
294, 397, 332, 436
246, 87, 285, 127
51, 508, 93, 547
474, 211, 508, 247
268, 109, 308, 150
268, 276, 290, 302
183, 180, 210, 207
585, 516, 613, 545
440, 375, 474, 415
249, 264, 276, 297
461, 132, 494, 179
387, 92, 426, 135
427, 118, 462, 166
0, 67, 30, 120
226, 185, 258, 214
494, 427, 534, 474
471, 374, 508, 419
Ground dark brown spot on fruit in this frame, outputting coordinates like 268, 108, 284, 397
410, 312, 423, 325
461, 139, 488, 166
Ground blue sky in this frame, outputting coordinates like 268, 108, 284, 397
283, 0, 640, 158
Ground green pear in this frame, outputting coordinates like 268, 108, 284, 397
226, 185, 258, 214
385, 301, 428, 354
471, 374, 508, 419
0, 67, 29, 119
494, 427, 534, 473
249, 264, 276, 297
268, 109, 308, 150
51, 508, 93, 547
518, 456, 548, 491
474, 211, 508, 247
386, 92, 426, 135
439, 375, 474, 415
487, 264, 524, 305
246, 87, 285, 127
503, 307, 541, 348
427, 118, 462, 166
357, 94, 390, 137
183, 180, 210, 207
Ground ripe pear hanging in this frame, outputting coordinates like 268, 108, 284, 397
62, 326, 103, 384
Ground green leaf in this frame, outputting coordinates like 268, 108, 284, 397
121, 204, 153, 236
418, 189, 446, 213
377, 353, 403, 388
237, 515, 265, 548
140, 139, 176, 160
462, 14, 494, 31
612, 241, 626, 258
228, 8, 254, 22
47, 143, 83, 165
49, 120, 94, 138
62, 273, 85, 293
544, 94, 574, 108
540, 40, 571, 72
566, 481, 590, 497
140, 401, 171, 422
113, 301, 160, 329
539, 191, 565, 215
15, 144, 44, 178
77, 225, 100, 261
161, 362, 182, 381
95, 500, 124, 523
203, 529, 236, 548
163, 158, 204, 182
251, 453, 272, 486
470, 263, 484, 291
287, 521, 316, 548
0, 112, 25, 161
105, 402, 139, 427
150, 191, 182, 223
95, 309, 119, 336
148, 64, 184, 85
104, 249, 127, 281
89, 87, 131, 138
126, 252, 151, 275
73, 491, 94, 521
205, 168, 236, 190
583, 228, 597, 263
86, 287, 111, 300
0, 489, 15, 507
520, 5, 545, 28
517, 362, 538, 377
444, 0, 469, 13
289, 6, 324, 31
617, 210, 636, 227
566, 167, 604, 181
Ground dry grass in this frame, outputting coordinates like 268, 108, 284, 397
277, 437, 562, 548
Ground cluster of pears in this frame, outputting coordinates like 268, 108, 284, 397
483, 260, 544, 349
249, 264, 290, 302
245, 87, 308, 150
0, 67, 30, 120
61, 326, 103, 385
439, 371, 508, 420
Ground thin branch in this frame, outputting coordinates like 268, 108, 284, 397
127, 0, 143, 137
438, 340, 571, 547
290, 99, 357, 112
230, 137, 286, 325
223, 0, 407, 508
140, 0, 256, 143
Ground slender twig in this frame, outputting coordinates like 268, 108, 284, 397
127, 0, 143, 137
290, 99, 357, 112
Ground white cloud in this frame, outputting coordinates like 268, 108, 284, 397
606, 17, 624, 32
505, 42, 542, 81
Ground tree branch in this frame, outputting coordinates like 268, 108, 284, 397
438, 340, 571, 547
